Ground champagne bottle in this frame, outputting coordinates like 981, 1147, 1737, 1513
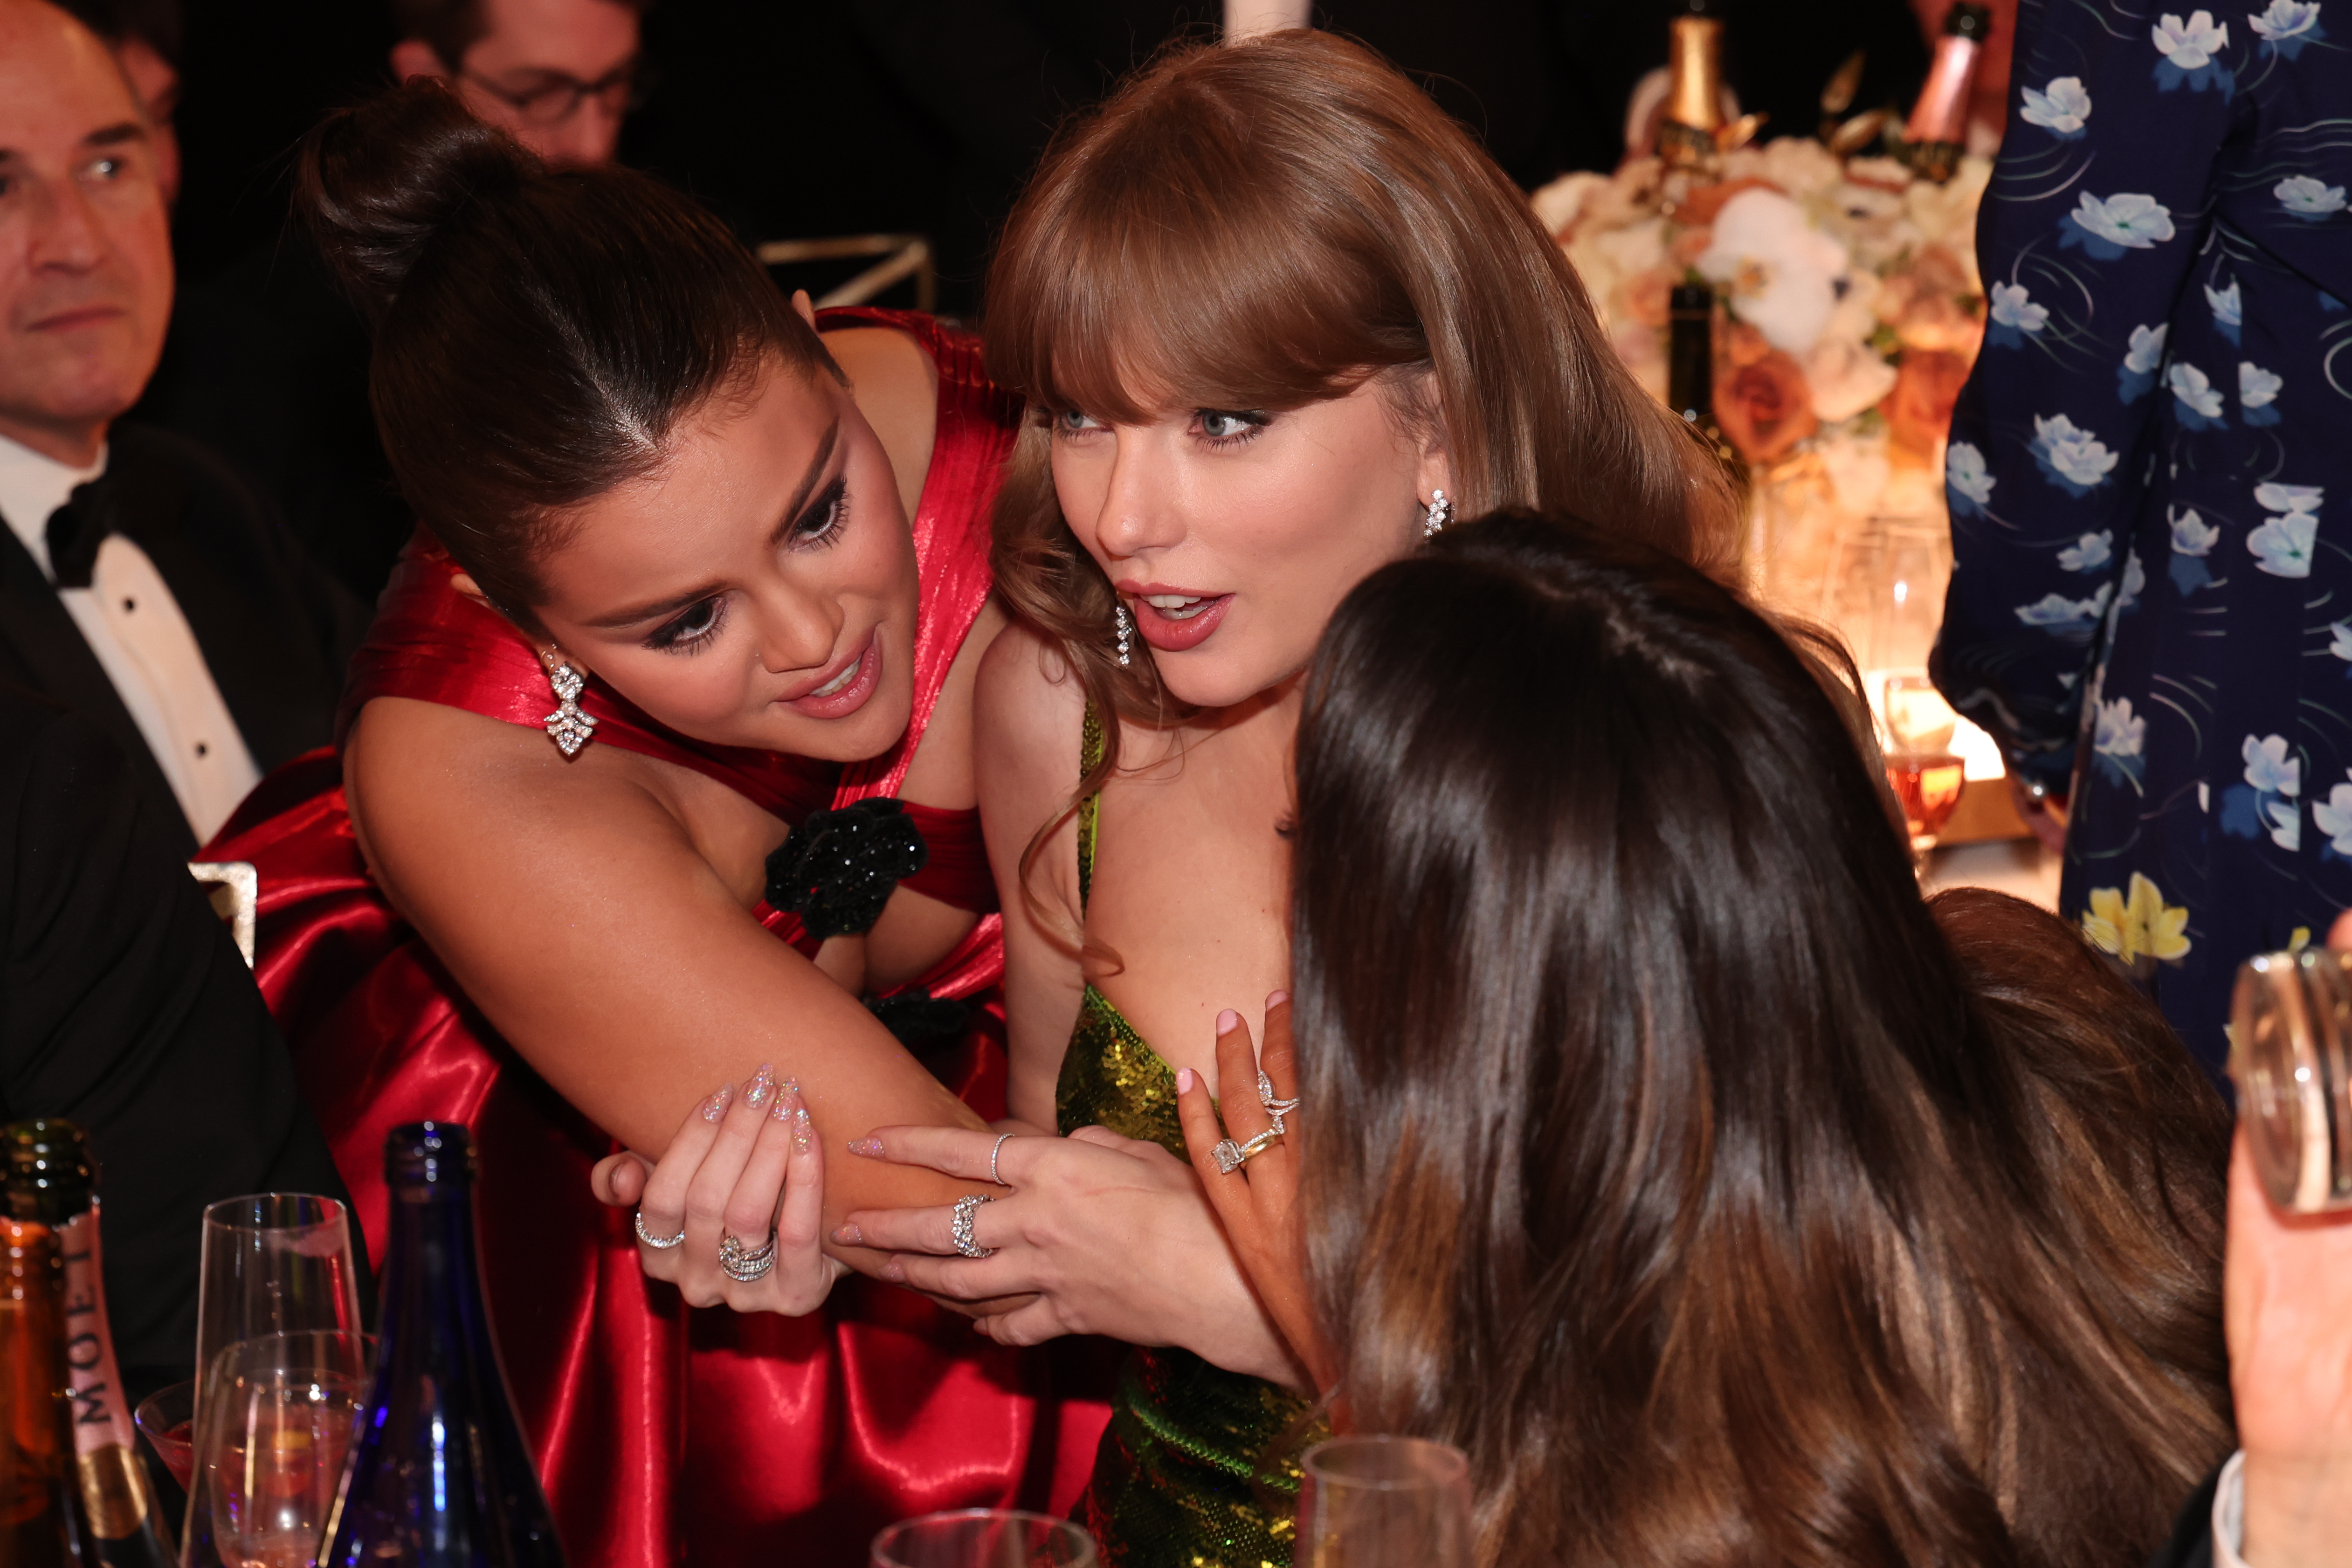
1658, 0, 1728, 170
2, 1143, 96, 1567
1902, 2, 1993, 183
3, 1122, 172, 1568
1667, 282, 1745, 484
319, 1124, 563, 1568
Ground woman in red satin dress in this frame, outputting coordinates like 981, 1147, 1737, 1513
204, 85, 1104, 1563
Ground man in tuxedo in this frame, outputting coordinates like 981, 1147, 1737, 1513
0, 680, 353, 1407
0, 0, 356, 854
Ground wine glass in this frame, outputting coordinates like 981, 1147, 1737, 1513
134, 1379, 198, 1491
195, 1195, 364, 1415
1882, 674, 1966, 858
1296, 1436, 1475, 1568
182, 1330, 372, 1568
869, 1510, 1099, 1568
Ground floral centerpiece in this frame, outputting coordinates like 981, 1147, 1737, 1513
1532, 139, 1992, 618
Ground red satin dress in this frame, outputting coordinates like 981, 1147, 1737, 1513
205, 309, 1109, 1565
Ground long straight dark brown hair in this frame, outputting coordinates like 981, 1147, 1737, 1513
981, 30, 1741, 929
1288, 514, 2233, 1568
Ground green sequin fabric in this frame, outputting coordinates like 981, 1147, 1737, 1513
1059, 708, 1314, 1568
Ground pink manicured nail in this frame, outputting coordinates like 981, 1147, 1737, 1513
1215, 1009, 1240, 1035
771, 1083, 796, 1122
1175, 1067, 1195, 1093
848, 1137, 885, 1158
744, 1062, 775, 1111
1267, 990, 1290, 1008
700, 1083, 733, 1121
880, 1259, 906, 1284
792, 1104, 814, 1154
831, 1223, 864, 1246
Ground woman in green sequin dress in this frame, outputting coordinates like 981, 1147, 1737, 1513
830, 34, 1739, 1568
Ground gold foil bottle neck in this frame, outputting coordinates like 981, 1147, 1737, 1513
1665, 15, 1725, 132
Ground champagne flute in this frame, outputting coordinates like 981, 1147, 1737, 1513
194, 1196, 364, 1416
869, 1509, 1099, 1568
182, 1330, 371, 1568
1296, 1436, 1475, 1568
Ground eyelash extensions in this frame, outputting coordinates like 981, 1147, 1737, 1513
641, 476, 853, 654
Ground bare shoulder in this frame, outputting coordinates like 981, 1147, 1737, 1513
822, 323, 937, 518
975, 618, 1087, 806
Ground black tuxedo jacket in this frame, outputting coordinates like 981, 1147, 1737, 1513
0, 682, 355, 1402
0, 421, 363, 855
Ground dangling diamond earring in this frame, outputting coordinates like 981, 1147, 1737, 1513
1113, 603, 1134, 668
1422, 488, 1453, 540
540, 649, 598, 757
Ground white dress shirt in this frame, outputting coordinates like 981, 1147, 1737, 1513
0, 432, 261, 844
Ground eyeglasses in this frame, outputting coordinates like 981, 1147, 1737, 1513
459, 59, 648, 126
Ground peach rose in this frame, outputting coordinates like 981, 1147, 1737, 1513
1885, 349, 1974, 462
1715, 349, 1819, 465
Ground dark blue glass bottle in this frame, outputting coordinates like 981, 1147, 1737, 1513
321, 1123, 565, 1568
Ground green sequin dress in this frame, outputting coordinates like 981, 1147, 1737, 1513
1060, 709, 1315, 1568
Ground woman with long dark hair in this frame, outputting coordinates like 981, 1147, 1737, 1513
205, 82, 1099, 1561
1182, 514, 2237, 1568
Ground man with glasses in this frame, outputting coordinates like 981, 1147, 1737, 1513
390, 0, 647, 166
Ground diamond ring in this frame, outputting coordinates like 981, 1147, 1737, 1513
1257, 1072, 1302, 1134
1212, 1126, 1284, 1176
988, 1132, 1015, 1187
634, 1209, 684, 1250
717, 1229, 776, 1282
951, 1194, 996, 1258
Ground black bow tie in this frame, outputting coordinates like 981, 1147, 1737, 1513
44, 477, 112, 590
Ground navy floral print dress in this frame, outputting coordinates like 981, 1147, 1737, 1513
1932, 0, 2352, 1073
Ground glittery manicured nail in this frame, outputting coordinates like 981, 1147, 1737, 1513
880, 1258, 905, 1284
832, 1223, 863, 1246
700, 1083, 733, 1122
744, 1062, 775, 1111
847, 1136, 884, 1158
770, 1083, 796, 1122
792, 1104, 814, 1154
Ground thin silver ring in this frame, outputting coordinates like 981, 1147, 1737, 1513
717, 1229, 777, 1282
634, 1209, 684, 1250
988, 1132, 1015, 1187
951, 1193, 996, 1258
1257, 1071, 1302, 1134
1212, 1126, 1284, 1176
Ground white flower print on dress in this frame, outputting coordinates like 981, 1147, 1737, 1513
2097, 697, 2147, 757
2015, 586, 2114, 626
2207, 280, 2243, 344
2249, 0, 2327, 57
2168, 362, 2227, 427
2060, 531, 2115, 571
2267, 799, 2302, 850
2248, 509, 2318, 576
2031, 413, 2122, 493
2064, 192, 2177, 257
2241, 361, 2283, 425
2155, 10, 2231, 65
1989, 281, 2050, 332
2171, 507, 2221, 556
2117, 549, 2148, 610
2315, 779, 2352, 855
2244, 732, 2302, 797
2021, 76, 2093, 134
1946, 441, 1995, 515
2276, 176, 2349, 219
2255, 482, 2324, 516
2125, 324, 2170, 374
2331, 621, 2352, 662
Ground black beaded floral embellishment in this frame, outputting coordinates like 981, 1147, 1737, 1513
764, 797, 929, 941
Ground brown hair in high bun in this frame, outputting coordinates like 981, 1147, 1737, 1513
298, 80, 835, 631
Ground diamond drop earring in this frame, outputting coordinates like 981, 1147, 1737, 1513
1422, 488, 1453, 540
540, 649, 598, 757
1113, 603, 1134, 668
